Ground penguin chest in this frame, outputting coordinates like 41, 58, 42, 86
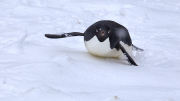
84, 36, 132, 58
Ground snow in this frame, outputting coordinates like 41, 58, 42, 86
0, 0, 180, 101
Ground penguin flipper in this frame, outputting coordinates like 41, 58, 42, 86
45, 32, 84, 39
118, 43, 138, 66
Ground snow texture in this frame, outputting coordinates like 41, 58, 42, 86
0, 0, 180, 101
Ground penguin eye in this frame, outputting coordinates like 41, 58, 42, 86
96, 29, 98, 33
108, 30, 110, 34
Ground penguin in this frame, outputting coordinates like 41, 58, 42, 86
45, 20, 143, 66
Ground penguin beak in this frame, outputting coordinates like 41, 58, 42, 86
96, 30, 108, 42
101, 31, 105, 36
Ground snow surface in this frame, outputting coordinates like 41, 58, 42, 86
0, 0, 180, 101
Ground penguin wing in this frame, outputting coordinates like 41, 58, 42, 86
109, 27, 137, 66
118, 43, 138, 66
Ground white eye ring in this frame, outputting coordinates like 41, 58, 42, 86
108, 30, 110, 33
96, 29, 98, 32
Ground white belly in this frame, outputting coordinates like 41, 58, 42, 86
84, 36, 132, 58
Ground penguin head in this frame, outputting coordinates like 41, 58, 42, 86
95, 24, 111, 42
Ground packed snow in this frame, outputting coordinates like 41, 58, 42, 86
0, 0, 180, 101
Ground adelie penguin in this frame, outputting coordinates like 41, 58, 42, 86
45, 20, 143, 66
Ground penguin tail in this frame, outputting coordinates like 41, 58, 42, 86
45, 32, 84, 39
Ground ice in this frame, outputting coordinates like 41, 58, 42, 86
103, 96, 122, 101
17, 30, 28, 43
0, 0, 180, 101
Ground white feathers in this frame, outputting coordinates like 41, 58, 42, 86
64, 33, 72, 37
84, 36, 132, 58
